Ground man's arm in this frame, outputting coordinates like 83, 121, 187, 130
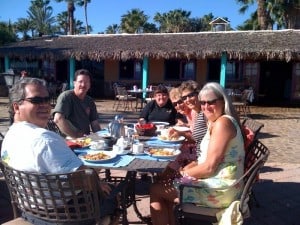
53, 112, 84, 138
90, 120, 101, 133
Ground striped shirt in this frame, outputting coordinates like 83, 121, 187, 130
192, 112, 207, 156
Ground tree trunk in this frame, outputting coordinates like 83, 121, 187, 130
84, 0, 89, 34
257, 0, 269, 30
68, 2, 75, 35
286, 6, 300, 29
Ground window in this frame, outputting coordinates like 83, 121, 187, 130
245, 62, 258, 77
165, 59, 196, 80
119, 60, 142, 79
244, 62, 258, 88
226, 61, 241, 81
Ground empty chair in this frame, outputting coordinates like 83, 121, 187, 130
0, 161, 102, 224
174, 139, 270, 225
114, 86, 137, 111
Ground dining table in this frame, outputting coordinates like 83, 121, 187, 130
69, 129, 182, 225
127, 89, 154, 111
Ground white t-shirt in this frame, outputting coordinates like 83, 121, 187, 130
1, 121, 82, 173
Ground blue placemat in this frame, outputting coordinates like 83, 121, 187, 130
73, 146, 90, 155
80, 155, 135, 168
145, 137, 181, 148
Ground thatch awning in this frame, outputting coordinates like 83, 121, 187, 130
0, 29, 299, 62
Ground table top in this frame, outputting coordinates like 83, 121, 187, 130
127, 89, 153, 94
69, 129, 181, 172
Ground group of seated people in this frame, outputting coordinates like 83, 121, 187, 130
1, 68, 246, 225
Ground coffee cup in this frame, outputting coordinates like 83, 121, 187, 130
90, 140, 105, 149
113, 145, 122, 154
132, 143, 144, 154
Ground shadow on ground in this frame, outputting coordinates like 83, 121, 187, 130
244, 181, 300, 225
249, 113, 300, 120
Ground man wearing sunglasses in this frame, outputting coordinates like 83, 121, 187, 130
1, 77, 119, 223
53, 69, 101, 138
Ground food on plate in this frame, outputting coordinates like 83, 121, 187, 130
74, 138, 91, 147
135, 123, 157, 136
148, 148, 175, 156
83, 152, 110, 160
158, 129, 180, 141
135, 123, 156, 130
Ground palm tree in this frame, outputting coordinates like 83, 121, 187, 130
237, 12, 260, 30
14, 18, 32, 40
106, 24, 120, 34
236, 0, 272, 29
154, 9, 191, 33
27, 0, 56, 36
0, 21, 17, 45
120, 9, 149, 33
56, 11, 69, 34
77, 0, 91, 34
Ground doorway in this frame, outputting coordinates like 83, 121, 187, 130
259, 61, 292, 103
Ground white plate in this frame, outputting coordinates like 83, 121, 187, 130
78, 151, 117, 163
152, 121, 170, 126
145, 148, 181, 159
89, 145, 111, 150
130, 151, 146, 155
172, 126, 190, 132
115, 150, 131, 155
157, 136, 185, 143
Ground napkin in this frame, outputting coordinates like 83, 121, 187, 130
81, 155, 135, 168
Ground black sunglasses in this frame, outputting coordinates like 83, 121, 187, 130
181, 92, 198, 101
21, 96, 51, 105
172, 99, 183, 107
199, 98, 220, 106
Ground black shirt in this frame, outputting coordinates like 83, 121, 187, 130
140, 100, 177, 125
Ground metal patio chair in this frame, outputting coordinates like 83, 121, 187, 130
0, 161, 103, 225
114, 86, 137, 111
242, 117, 264, 140
174, 139, 270, 225
45, 118, 65, 137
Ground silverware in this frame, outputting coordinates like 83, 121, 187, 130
113, 158, 122, 166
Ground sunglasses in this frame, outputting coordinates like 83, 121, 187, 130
21, 96, 51, 105
181, 92, 198, 101
199, 98, 220, 106
172, 99, 183, 107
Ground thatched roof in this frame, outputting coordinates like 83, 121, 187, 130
0, 29, 299, 62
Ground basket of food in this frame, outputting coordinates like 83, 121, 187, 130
135, 123, 157, 136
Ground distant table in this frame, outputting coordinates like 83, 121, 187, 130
127, 89, 154, 111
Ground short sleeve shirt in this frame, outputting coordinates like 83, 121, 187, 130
1, 122, 82, 173
53, 90, 99, 135
139, 100, 177, 125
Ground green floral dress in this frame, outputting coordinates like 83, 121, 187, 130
181, 115, 245, 208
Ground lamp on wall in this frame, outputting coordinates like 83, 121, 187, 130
2, 72, 20, 88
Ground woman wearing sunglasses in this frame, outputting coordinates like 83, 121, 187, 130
150, 82, 245, 225
169, 80, 207, 155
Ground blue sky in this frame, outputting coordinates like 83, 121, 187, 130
0, 0, 256, 34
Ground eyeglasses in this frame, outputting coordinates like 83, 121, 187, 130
172, 99, 183, 107
21, 96, 51, 105
199, 98, 220, 106
181, 92, 198, 101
